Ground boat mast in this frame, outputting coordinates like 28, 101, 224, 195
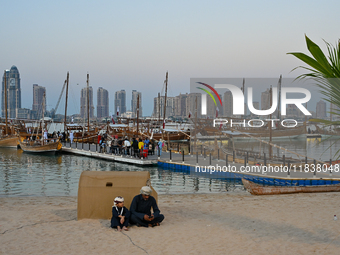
136, 94, 140, 136
3, 71, 8, 135
158, 92, 160, 125
277, 75, 282, 120
64, 72, 69, 133
162, 71, 168, 139
269, 86, 272, 158
42, 92, 45, 145
87, 73, 90, 132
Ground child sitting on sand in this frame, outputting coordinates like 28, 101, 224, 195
111, 196, 130, 231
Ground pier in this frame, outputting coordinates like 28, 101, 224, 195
60, 141, 340, 186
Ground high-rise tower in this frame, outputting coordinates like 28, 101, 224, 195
80, 86, 94, 119
1, 65, 21, 118
32, 84, 46, 119
131, 90, 142, 117
97, 87, 109, 118
115, 90, 126, 116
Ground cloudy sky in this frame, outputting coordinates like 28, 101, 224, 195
1, 0, 339, 116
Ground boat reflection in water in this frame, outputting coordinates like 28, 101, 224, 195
0, 148, 245, 197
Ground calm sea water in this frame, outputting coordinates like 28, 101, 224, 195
0, 148, 243, 197
231, 136, 340, 162
1, 136, 339, 197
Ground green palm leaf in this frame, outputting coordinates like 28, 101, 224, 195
288, 35, 340, 157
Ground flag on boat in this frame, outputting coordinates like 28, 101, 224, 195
188, 111, 192, 118
111, 115, 115, 124
117, 106, 119, 116
163, 119, 165, 129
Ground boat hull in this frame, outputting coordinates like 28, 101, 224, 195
0, 136, 18, 148
242, 178, 340, 195
19, 140, 62, 153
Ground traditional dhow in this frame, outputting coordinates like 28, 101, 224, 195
242, 178, 340, 195
19, 137, 62, 153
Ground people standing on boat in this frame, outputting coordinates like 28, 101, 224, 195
43, 129, 48, 142
157, 139, 163, 156
129, 186, 164, 228
70, 131, 74, 144
52, 131, 57, 142
98, 133, 101, 145
111, 196, 130, 231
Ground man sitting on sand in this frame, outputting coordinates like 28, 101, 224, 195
130, 186, 164, 227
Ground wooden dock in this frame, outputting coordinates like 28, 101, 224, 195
61, 142, 157, 166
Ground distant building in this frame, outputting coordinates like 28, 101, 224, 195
1, 65, 21, 118
223, 91, 233, 117
153, 96, 175, 118
32, 84, 46, 119
17, 108, 31, 119
174, 93, 188, 118
261, 88, 277, 117
115, 90, 126, 116
80, 86, 94, 119
316, 100, 327, 118
97, 87, 109, 118
131, 90, 142, 117
250, 102, 259, 117
186, 93, 201, 119
206, 93, 222, 118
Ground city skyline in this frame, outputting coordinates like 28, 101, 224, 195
1, 1, 339, 117
0, 66, 335, 120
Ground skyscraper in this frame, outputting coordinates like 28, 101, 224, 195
97, 87, 109, 118
115, 90, 126, 116
80, 86, 94, 119
131, 90, 142, 117
32, 84, 46, 119
1, 65, 21, 118
186, 93, 201, 119
316, 100, 327, 118
153, 96, 175, 118
223, 91, 233, 117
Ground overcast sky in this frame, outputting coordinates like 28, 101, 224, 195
1, 0, 339, 116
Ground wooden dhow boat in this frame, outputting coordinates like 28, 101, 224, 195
0, 134, 18, 148
19, 137, 62, 153
19, 92, 62, 153
242, 178, 340, 195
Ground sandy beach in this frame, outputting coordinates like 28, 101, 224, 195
1, 192, 340, 255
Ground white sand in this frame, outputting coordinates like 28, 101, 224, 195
1, 193, 340, 255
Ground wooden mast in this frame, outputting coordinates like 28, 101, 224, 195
269, 86, 272, 158
64, 72, 69, 133
162, 71, 168, 140
42, 92, 45, 145
158, 92, 160, 125
136, 94, 140, 136
3, 71, 8, 135
87, 73, 90, 132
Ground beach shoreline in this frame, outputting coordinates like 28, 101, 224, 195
1, 193, 340, 254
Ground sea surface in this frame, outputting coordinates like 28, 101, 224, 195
1, 136, 339, 197
0, 148, 243, 197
